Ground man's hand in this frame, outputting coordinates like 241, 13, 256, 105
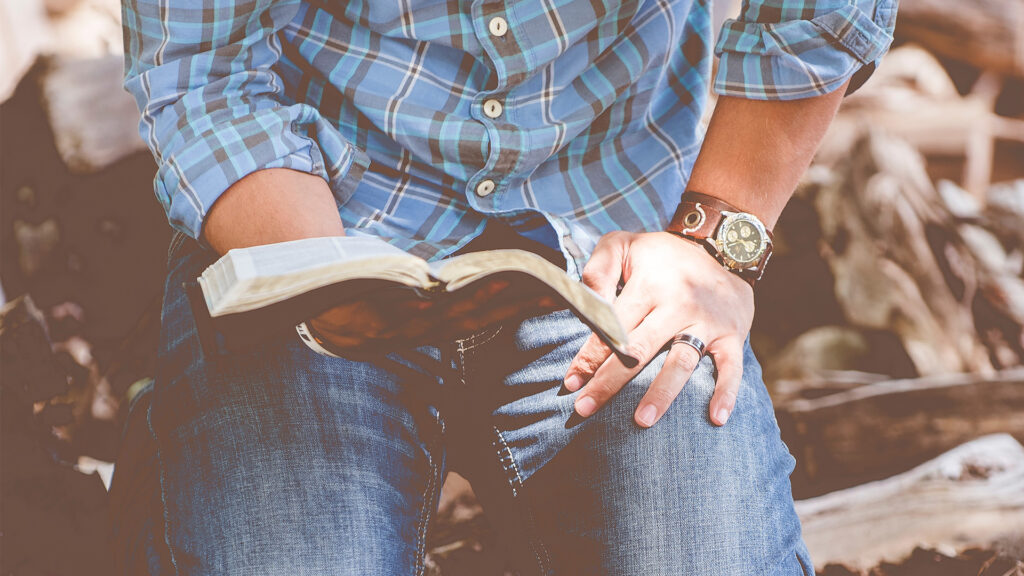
565, 81, 854, 428
563, 230, 754, 428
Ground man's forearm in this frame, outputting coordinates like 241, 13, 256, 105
202, 168, 346, 255
685, 79, 850, 229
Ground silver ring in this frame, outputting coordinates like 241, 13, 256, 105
670, 332, 707, 359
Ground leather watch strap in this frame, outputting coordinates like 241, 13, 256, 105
666, 191, 773, 287
668, 191, 775, 242
668, 191, 732, 240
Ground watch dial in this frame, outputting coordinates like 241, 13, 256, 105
721, 218, 763, 265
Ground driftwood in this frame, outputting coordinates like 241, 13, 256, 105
818, 547, 1024, 576
796, 434, 1024, 570
896, 0, 1024, 78
820, 45, 1024, 197
23, 0, 145, 172
40, 55, 146, 173
805, 48, 1024, 378
988, 180, 1024, 252
0, 293, 113, 575
772, 369, 889, 404
808, 122, 1024, 377
813, 130, 991, 374
0, 0, 50, 103
778, 369, 1024, 497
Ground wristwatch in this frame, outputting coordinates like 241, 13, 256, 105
296, 321, 344, 358
665, 191, 774, 287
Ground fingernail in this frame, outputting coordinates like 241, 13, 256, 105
636, 404, 657, 427
715, 408, 730, 425
575, 396, 597, 418
564, 374, 583, 392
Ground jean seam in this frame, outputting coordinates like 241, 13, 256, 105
147, 398, 182, 576
413, 418, 444, 576
492, 426, 552, 574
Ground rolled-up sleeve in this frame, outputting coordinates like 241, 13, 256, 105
714, 0, 898, 100
121, 0, 368, 241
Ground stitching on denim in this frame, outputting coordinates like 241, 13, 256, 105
413, 424, 442, 576
491, 426, 524, 495
455, 324, 503, 352
492, 426, 552, 574
147, 399, 182, 575
454, 341, 468, 387
529, 504, 553, 572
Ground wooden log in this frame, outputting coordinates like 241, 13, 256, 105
778, 369, 1024, 498
772, 369, 889, 404
796, 434, 1024, 570
896, 0, 1024, 78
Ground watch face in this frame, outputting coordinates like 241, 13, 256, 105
716, 213, 767, 268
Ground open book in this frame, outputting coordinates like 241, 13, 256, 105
185, 236, 631, 360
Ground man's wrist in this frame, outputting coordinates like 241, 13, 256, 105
665, 191, 774, 287
296, 320, 344, 358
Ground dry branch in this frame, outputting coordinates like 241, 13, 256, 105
779, 369, 1024, 497
796, 434, 1024, 570
896, 0, 1024, 77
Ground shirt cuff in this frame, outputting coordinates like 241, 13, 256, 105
156, 103, 369, 243
713, 0, 896, 100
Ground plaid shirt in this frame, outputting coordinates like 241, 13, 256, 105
122, 0, 896, 272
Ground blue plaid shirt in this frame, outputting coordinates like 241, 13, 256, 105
122, 0, 896, 273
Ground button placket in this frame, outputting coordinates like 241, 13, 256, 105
471, 3, 515, 205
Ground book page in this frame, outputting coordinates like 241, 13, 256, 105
200, 236, 432, 316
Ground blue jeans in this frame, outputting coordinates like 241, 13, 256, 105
121, 233, 814, 575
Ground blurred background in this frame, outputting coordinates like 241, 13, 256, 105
1, 0, 1022, 574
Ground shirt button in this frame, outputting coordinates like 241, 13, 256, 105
488, 16, 508, 37
482, 99, 503, 119
475, 179, 496, 197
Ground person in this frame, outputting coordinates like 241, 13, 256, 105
111, 0, 896, 573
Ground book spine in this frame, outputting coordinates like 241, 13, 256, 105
413, 279, 446, 299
